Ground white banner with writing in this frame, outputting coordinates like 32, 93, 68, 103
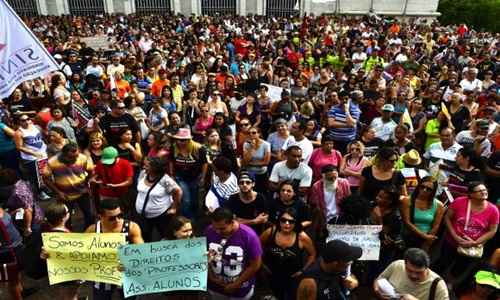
327, 225, 382, 261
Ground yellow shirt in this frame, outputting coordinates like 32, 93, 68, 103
44, 154, 94, 200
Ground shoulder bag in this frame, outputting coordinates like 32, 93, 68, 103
456, 199, 483, 258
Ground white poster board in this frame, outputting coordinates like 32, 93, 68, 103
261, 84, 290, 103
81, 35, 113, 50
327, 225, 382, 261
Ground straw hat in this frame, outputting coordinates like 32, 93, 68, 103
402, 149, 422, 166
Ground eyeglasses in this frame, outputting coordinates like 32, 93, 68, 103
473, 189, 488, 194
106, 213, 123, 222
239, 180, 253, 185
280, 218, 296, 225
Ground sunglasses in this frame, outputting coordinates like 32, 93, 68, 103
107, 213, 123, 222
351, 148, 361, 151
249, 131, 258, 135
280, 218, 296, 225
240, 123, 250, 127
116, 106, 126, 109
239, 180, 253, 185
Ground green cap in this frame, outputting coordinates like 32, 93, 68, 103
101, 146, 118, 165
475, 270, 499, 289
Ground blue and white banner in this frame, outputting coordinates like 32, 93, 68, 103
0, 0, 59, 99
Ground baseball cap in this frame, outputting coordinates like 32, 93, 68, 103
322, 240, 362, 263
475, 270, 499, 289
382, 104, 395, 112
101, 147, 118, 165
238, 172, 255, 182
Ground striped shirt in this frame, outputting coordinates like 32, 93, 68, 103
326, 102, 361, 142
45, 153, 94, 200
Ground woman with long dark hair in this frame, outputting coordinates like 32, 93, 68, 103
260, 208, 316, 300
401, 176, 445, 251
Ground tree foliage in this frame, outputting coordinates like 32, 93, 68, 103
438, 0, 500, 33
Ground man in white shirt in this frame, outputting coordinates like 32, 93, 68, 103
270, 145, 313, 196
138, 33, 153, 53
85, 55, 105, 78
106, 54, 125, 77
424, 127, 463, 165
460, 69, 482, 92
370, 104, 397, 142
455, 119, 492, 158
282, 121, 314, 164
351, 47, 367, 73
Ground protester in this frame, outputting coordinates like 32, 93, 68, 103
85, 199, 143, 300
260, 208, 316, 300
206, 207, 262, 300
374, 248, 449, 300
296, 240, 362, 300
135, 156, 182, 242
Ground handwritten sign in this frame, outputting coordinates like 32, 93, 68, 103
42, 233, 126, 285
327, 225, 382, 260
261, 84, 290, 103
81, 35, 113, 50
118, 238, 208, 298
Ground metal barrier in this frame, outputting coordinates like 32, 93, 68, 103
68, 0, 105, 16
201, 0, 237, 16
6, 0, 39, 17
266, 0, 300, 17
135, 0, 172, 15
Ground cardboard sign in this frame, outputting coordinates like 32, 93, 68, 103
118, 238, 208, 298
327, 225, 382, 260
43, 232, 126, 285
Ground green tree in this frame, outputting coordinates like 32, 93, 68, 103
438, 0, 500, 33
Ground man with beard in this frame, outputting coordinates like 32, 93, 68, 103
44, 142, 94, 229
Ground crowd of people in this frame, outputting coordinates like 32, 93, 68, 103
0, 11, 499, 300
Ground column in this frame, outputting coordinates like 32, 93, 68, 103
38, 0, 49, 15
105, 0, 114, 13
303, 0, 312, 15
172, 0, 181, 14
191, 0, 200, 15
256, 0, 264, 15
239, 0, 246, 15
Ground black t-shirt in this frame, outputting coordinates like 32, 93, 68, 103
361, 166, 405, 201
169, 146, 208, 181
268, 198, 310, 225
225, 193, 267, 233
100, 113, 139, 145
450, 105, 470, 133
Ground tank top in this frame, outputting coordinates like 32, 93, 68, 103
413, 199, 438, 234
264, 228, 303, 276
93, 220, 130, 291
19, 126, 47, 161
345, 157, 364, 187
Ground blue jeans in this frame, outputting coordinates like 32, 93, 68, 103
176, 177, 199, 219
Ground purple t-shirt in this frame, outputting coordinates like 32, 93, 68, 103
205, 223, 262, 297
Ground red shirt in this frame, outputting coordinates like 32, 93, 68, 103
95, 158, 133, 198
